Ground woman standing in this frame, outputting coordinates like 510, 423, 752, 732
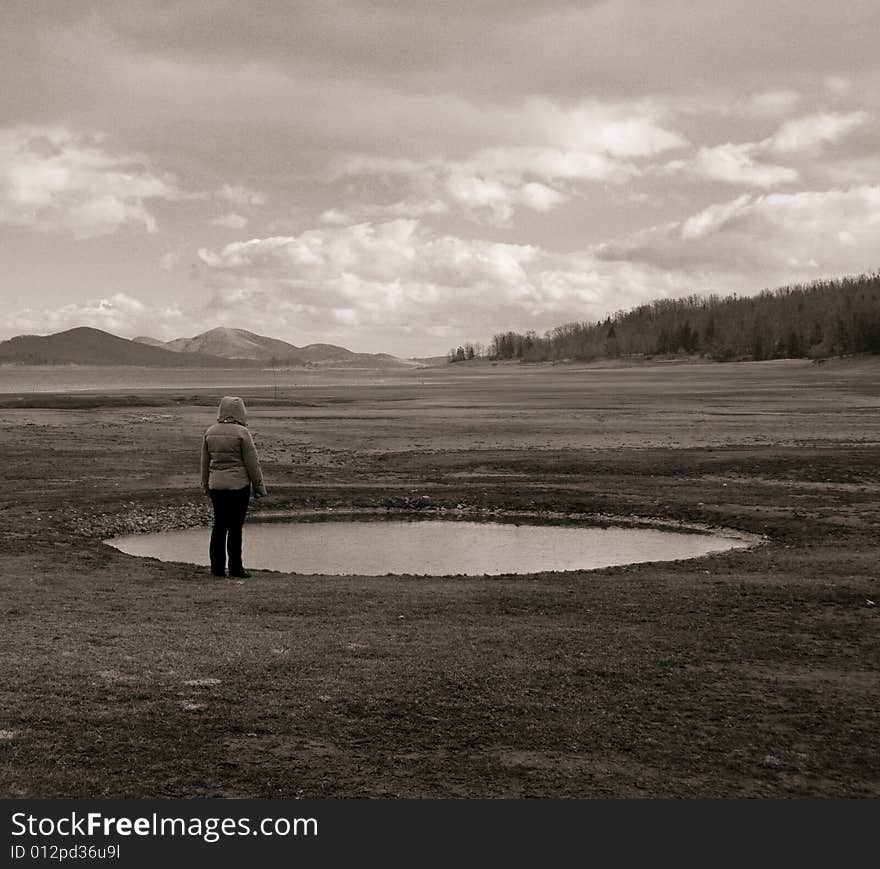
200, 396, 267, 578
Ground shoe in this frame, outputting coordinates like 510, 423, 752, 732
211, 570, 226, 578
229, 569, 251, 579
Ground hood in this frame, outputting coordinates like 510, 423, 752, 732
217, 395, 247, 426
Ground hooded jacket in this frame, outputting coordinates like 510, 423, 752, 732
200, 396, 267, 495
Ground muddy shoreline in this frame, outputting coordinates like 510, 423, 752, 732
98, 501, 764, 545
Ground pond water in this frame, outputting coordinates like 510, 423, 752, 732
107, 517, 752, 576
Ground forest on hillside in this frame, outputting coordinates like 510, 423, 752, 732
448, 272, 880, 364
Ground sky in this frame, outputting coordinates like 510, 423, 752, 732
1, 0, 879, 357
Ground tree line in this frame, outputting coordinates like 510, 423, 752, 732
446, 342, 485, 363
448, 272, 880, 363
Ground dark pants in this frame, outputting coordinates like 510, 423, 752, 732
209, 486, 250, 575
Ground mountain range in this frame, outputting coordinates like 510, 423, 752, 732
0, 326, 420, 368
134, 327, 417, 367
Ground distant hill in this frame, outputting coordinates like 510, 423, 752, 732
0, 327, 254, 367
0, 325, 424, 369
131, 335, 170, 349
135, 327, 420, 368
159, 327, 302, 360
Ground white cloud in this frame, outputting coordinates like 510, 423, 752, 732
663, 110, 871, 189
0, 125, 183, 237
766, 111, 869, 155
442, 173, 569, 226
673, 143, 799, 187
198, 219, 534, 288
519, 182, 566, 212
211, 212, 248, 229
598, 185, 880, 283
319, 209, 354, 225
678, 195, 753, 242
528, 99, 686, 157
444, 174, 518, 226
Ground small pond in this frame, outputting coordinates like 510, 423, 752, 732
107, 516, 753, 576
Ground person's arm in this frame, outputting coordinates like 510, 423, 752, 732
241, 430, 267, 496
200, 435, 210, 494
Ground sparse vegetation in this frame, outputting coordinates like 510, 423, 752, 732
1, 362, 879, 797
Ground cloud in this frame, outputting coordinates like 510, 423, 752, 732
197, 220, 540, 293
211, 212, 248, 229
327, 157, 561, 227
519, 182, 566, 212
443, 174, 523, 226
26, 1, 880, 104
319, 209, 355, 226
664, 111, 871, 188
324, 103, 684, 225
669, 143, 799, 187
527, 100, 686, 157
0, 125, 184, 237
0, 293, 187, 339
819, 154, 880, 186
439, 174, 568, 227
193, 219, 676, 350
18, 14, 711, 223
462, 146, 636, 182
766, 111, 870, 155
597, 185, 880, 283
